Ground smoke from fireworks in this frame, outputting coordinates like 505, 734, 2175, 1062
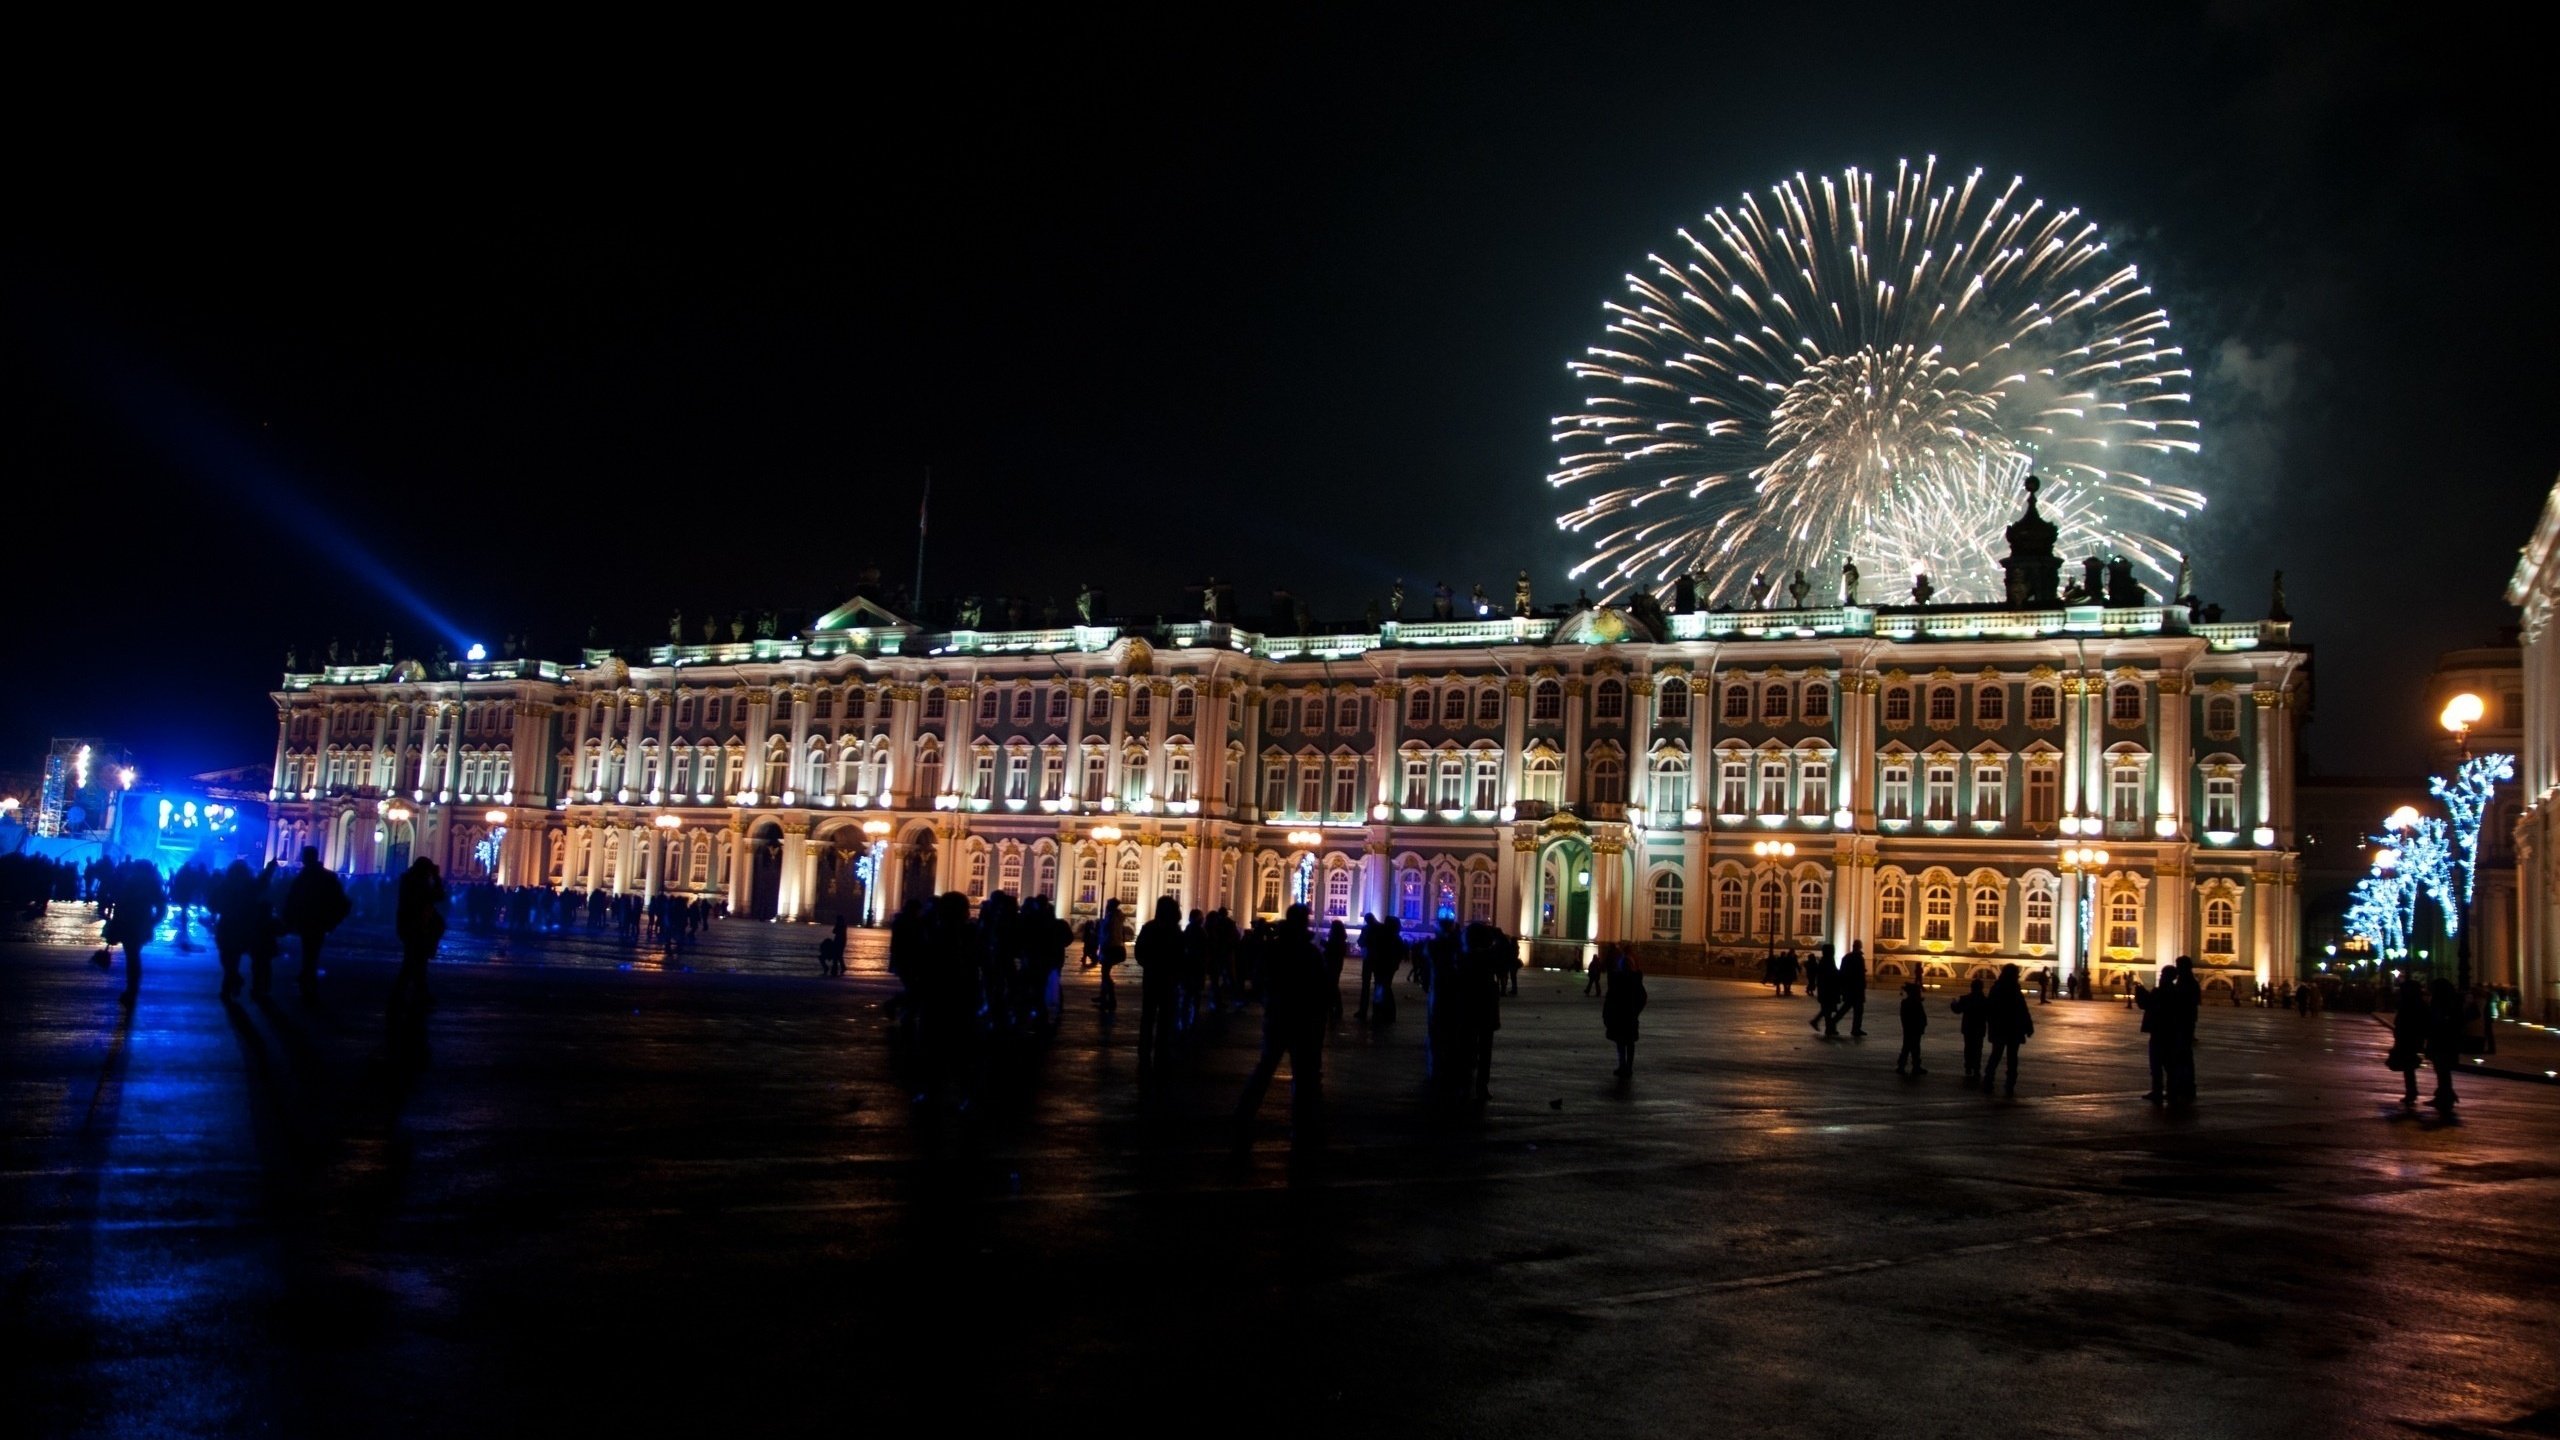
1552, 160, 2204, 604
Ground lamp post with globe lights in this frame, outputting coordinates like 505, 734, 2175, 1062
1753, 840, 1795, 963
2059, 844, 2108, 993
861, 818, 892, 925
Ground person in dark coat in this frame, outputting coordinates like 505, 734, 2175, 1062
1603, 952, 1648, 1078
1981, 963, 2034, 1097
209, 860, 262, 999
1136, 896, 1184, 1075
108, 861, 166, 1004
1234, 905, 1328, 1146
2424, 978, 2466, 1110
279, 846, 349, 996
2158, 956, 2202, 1103
1094, 898, 1126, 1014
1807, 946, 1837, 1032
1896, 981, 1928, 1075
390, 858, 446, 1020
1322, 920, 1351, 1024
2389, 976, 2430, 1107
1950, 974, 1990, 1081
1831, 942, 1868, 1038
2134, 964, 2174, 1102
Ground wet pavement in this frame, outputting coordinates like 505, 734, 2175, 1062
8, 908, 2560, 1439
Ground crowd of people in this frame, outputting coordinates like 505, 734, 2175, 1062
3, 842, 2499, 1118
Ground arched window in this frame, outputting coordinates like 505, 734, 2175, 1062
2110, 683, 2144, 725
846, 688, 868, 721
1763, 683, 1791, 725
1651, 870, 1684, 940
2202, 893, 2238, 957
1011, 686, 1035, 724
1475, 686, 1503, 726
1130, 685, 1152, 721
1524, 752, 1563, 805
1325, 866, 1355, 922
921, 688, 945, 722
914, 744, 943, 800
1658, 676, 1690, 723
1161, 849, 1185, 902
1465, 867, 1494, 924
1396, 865, 1425, 924
1116, 853, 1142, 907
1166, 751, 1194, 803
966, 847, 990, 900
2022, 880, 2056, 947
1076, 853, 1101, 909
1650, 749, 1691, 813
997, 846, 1024, 894
1594, 679, 1625, 722
1877, 878, 1908, 942
2205, 694, 2240, 738
2107, 884, 2141, 951
1795, 878, 1825, 938
1883, 687, 1913, 726
1172, 687, 1196, 721
1531, 679, 1563, 722
1088, 686, 1113, 724
1802, 681, 1832, 723
1977, 685, 2007, 726
2026, 685, 2059, 725
976, 688, 1001, 725
1969, 883, 2003, 945
1047, 687, 1070, 724
1715, 875, 1746, 934
1255, 862, 1283, 917
1921, 882, 1955, 942
1755, 875, 1785, 937
1588, 755, 1626, 805
1406, 688, 1432, 726
1724, 684, 1752, 722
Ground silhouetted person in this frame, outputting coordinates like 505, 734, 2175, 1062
1807, 946, 1835, 1029
1136, 896, 1183, 1075
1951, 974, 1989, 1081
1322, 920, 1350, 1024
1585, 943, 1608, 997
1831, 942, 1868, 1038
2425, 978, 2465, 1111
280, 846, 349, 996
1095, 898, 1126, 1014
209, 860, 261, 999
109, 860, 165, 1004
390, 858, 446, 1020
1603, 951, 1647, 1078
2390, 977, 2430, 1107
1235, 905, 1327, 1147
2158, 956, 2201, 1103
2135, 964, 2174, 1102
1896, 981, 1927, 1076
1358, 913, 1399, 1023
1981, 964, 2034, 1098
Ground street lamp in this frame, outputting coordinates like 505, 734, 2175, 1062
2442, 691, 2485, 1021
2061, 844, 2108, 993
860, 817, 893, 925
1751, 839, 1795, 860
1091, 822, 1122, 844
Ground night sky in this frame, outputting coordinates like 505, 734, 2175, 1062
4, 4, 2548, 781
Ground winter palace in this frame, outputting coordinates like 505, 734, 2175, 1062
261, 493, 2308, 995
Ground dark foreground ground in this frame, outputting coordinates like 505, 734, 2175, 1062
7, 910, 2559, 1439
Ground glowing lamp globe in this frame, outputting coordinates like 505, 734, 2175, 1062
2441, 692, 2485, 732
2154, 817, 2178, 838
2251, 825, 2276, 847
483, 809, 507, 825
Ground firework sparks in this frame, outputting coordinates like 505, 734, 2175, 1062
1553, 160, 2204, 603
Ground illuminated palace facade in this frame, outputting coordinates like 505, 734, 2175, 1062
262, 585, 2308, 994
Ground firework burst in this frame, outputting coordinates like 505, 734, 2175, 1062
1553, 159, 2204, 603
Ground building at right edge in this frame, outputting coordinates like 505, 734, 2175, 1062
2505, 476, 2560, 1020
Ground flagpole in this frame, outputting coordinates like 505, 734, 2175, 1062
913, 467, 930, 615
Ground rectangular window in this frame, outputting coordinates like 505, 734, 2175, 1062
1331, 761, 1358, 816
1005, 753, 1029, 800
1720, 759, 1750, 816
2027, 687, 2057, 724
1658, 681, 1689, 723
1799, 762, 1830, 817
1473, 756, 1500, 811
1436, 758, 1466, 810
2205, 775, 2239, 832
1759, 759, 1787, 815
1299, 762, 1324, 816
2026, 767, 2059, 825
2111, 685, 2144, 724
1651, 763, 1689, 816
1880, 764, 1912, 821
1167, 755, 1192, 803
972, 752, 996, 801
2111, 766, 2143, 822
847, 690, 868, 721
1925, 764, 1956, 822
1041, 750, 1065, 800
1085, 752, 1109, 803
1532, 685, 1561, 722
1263, 762, 1288, 814
1974, 764, 2005, 821
1403, 757, 1430, 809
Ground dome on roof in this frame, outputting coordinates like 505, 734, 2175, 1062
1552, 605, 1655, 645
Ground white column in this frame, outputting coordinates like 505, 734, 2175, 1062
888, 685, 919, 807
1562, 676, 1587, 805
2157, 673, 2190, 833
1371, 680, 1400, 807
270, 706, 292, 795
368, 702, 390, 790
1145, 681, 1172, 802
2253, 690, 2276, 832
744, 689, 772, 801
1501, 678, 1527, 803
1064, 680, 1090, 805
786, 687, 812, 801
1099, 681, 1126, 802
2062, 678, 2086, 819
2058, 869, 2082, 983
569, 700, 593, 797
